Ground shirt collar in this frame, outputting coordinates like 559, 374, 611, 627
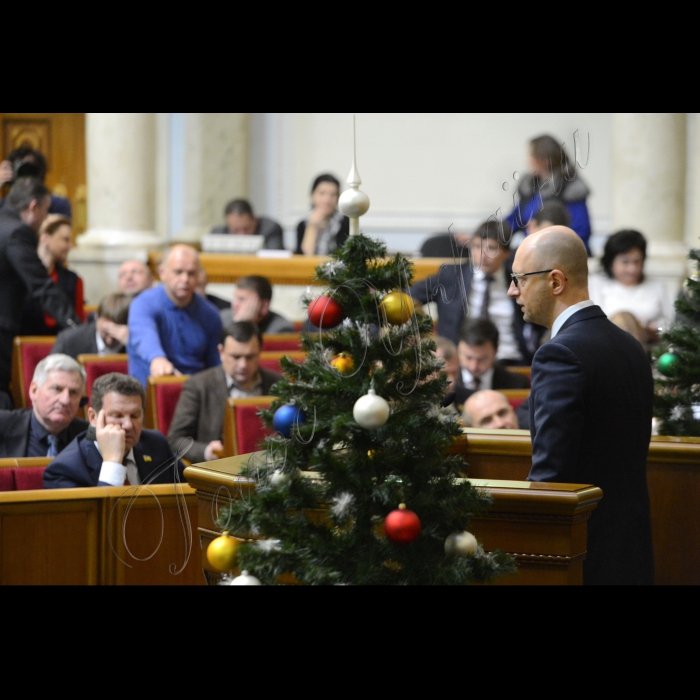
226, 370, 263, 394
551, 300, 596, 339
95, 328, 106, 354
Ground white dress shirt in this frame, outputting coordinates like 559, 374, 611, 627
469, 267, 523, 363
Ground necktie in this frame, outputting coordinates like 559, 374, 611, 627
472, 376, 481, 391
122, 456, 131, 486
480, 276, 494, 319
46, 434, 60, 458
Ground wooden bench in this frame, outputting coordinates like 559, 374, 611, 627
448, 429, 700, 585
0, 484, 204, 585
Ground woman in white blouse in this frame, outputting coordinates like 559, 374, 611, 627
589, 229, 674, 346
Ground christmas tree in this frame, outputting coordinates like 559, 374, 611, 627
210, 131, 516, 585
653, 248, 700, 436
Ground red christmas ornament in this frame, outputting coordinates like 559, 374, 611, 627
384, 504, 421, 545
308, 295, 344, 329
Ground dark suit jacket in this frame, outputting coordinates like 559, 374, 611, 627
0, 207, 80, 336
410, 252, 546, 363
167, 364, 282, 464
51, 320, 126, 359
528, 305, 654, 585
0, 408, 88, 458
455, 362, 530, 393
42, 428, 186, 489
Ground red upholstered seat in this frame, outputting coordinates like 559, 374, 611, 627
234, 404, 275, 455
0, 469, 16, 491
145, 376, 189, 435
10, 337, 56, 408
13, 466, 46, 491
499, 389, 530, 411
262, 334, 303, 352
258, 351, 306, 377
77, 354, 129, 400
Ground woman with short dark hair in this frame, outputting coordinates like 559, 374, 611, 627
589, 229, 674, 346
296, 173, 350, 256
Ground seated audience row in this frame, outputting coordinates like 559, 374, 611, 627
211, 173, 350, 257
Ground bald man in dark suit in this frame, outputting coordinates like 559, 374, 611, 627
509, 225, 654, 585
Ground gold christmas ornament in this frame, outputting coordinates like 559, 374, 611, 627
207, 531, 240, 572
331, 353, 355, 374
380, 291, 415, 326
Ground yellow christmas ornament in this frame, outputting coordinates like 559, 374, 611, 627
379, 291, 415, 326
331, 353, 354, 374
207, 531, 240, 572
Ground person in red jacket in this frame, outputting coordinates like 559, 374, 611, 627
20, 214, 85, 335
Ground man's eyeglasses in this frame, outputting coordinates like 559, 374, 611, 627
510, 269, 554, 288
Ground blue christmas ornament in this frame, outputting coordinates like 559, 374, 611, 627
273, 405, 306, 439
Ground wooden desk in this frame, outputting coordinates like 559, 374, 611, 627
149, 252, 455, 287
184, 453, 602, 586
449, 429, 700, 585
0, 485, 204, 585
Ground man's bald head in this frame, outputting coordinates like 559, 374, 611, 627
462, 390, 519, 430
159, 245, 200, 307
509, 226, 590, 329
520, 226, 589, 289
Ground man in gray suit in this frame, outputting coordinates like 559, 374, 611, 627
167, 322, 282, 463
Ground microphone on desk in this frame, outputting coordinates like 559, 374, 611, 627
441, 392, 457, 408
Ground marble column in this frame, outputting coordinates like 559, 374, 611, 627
611, 113, 688, 299
69, 113, 163, 303
174, 113, 249, 243
685, 114, 700, 274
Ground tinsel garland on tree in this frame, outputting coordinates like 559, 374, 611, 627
215, 233, 516, 585
653, 248, 700, 436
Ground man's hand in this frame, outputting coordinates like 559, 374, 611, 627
95, 408, 126, 463
232, 294, 262, 323
150, 356, 180, 377
100, 320, 129, 347
307, 206, 330, 229
204, 440, 224, 461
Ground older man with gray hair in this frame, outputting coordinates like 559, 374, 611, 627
0, 354, 88, 457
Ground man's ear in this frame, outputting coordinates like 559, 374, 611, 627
217, 344, 223, 355
551, 270, 567, 295
28, 380, 38, 403
260, 299, 270, 317
87, 406, 97, 425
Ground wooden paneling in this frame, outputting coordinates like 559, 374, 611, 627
0, 113, 86, 238
449, 429, 700, 585
149, 252, 456, 287
0, 485, 205, 585
184, 454, 602, 586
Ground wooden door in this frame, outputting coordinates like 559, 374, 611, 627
0, 113, 86, 239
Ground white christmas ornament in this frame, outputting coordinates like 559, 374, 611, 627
228, 570, 262, 586
270, 470, 292, 487
353, 388, 390, 429
444, 531, 478, 557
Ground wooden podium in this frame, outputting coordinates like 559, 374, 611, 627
184, 453, 602, 586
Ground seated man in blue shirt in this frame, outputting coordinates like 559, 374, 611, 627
127, 244, 223, 386
0, 353, 88, 457
43, 372, 186, 488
